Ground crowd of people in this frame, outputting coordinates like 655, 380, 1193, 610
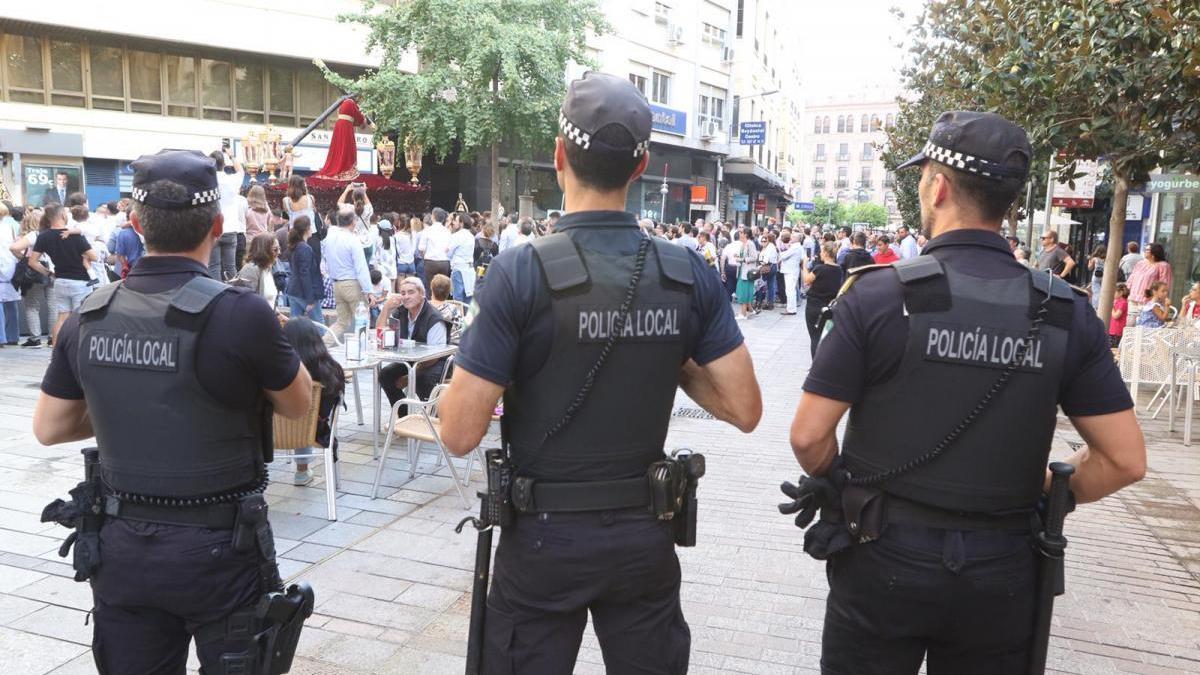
4, 150, 1190, 369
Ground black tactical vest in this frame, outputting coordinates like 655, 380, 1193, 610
503, 232, 694, 482
76, 277, 266, 497
842, 256, 1074, 514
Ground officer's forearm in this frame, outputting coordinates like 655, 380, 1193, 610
678, 353, 761, 432
1060, 410, 1146, 503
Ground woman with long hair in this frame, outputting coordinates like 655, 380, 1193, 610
244, 184, 272, 239
281, 317, 346, 485
394, 215, 417, 285
283, 216, 323, 321
8, 209, 50, 346
734, 228, 758, 319
234, 233, 281, 308
284, 175, 315, 228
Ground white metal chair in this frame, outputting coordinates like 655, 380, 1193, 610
371, 384, 484, 508
272, 382, 341, 521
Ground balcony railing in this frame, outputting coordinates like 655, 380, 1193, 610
811, 179, 826, 188
835, 180, 849, 189
836, 153, 850, 161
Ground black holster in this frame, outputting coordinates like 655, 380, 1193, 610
202, 493, 313, 674
200, 582, 315, 675
40, 448, 105, 581
665, 449, 705, 547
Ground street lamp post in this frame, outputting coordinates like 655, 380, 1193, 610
659, 162, 670, 223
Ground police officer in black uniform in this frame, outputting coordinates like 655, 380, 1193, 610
784, 112, 1147, 674
33, 150, 316, 674
437, 72, 763, 674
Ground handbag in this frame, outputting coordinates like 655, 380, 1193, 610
11, 257, 49, 292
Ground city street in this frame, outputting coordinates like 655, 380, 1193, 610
0, 309, 1196, 674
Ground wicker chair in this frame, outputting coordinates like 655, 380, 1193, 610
273, 382, 341, 520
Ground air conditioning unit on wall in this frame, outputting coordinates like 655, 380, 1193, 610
667, 24, 685, 44
700, 121, 722, 140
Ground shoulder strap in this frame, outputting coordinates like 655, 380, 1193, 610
651, 238, 695, 286
79, 281, 121, 316
891, 255, 944, 284
531, 232, 589, 291
170, 276, 232, 314
1029, 268, 1082, 300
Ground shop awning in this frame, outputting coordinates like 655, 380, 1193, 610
724, 157, 793, 201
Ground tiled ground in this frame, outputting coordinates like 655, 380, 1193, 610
0, 305, 1197, 674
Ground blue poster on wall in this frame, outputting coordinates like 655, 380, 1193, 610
650, 104, 687, 136
732, 194, 750, 212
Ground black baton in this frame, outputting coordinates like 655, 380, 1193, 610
464, 523, 492, 675
1029, 461, 1075, 675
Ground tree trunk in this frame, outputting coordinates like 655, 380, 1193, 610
1097, 173, 1129, 327
490, 141, 501, 222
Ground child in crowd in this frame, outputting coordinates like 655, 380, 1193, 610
1137, 281, 1171, 328
1109, 283, 1129, 348
368, 268, 389, 326
281, 317, 346, 485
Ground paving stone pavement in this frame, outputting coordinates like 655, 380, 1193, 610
0, 304, 1197, 674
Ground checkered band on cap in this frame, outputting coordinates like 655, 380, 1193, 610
191, 188, 220, 205
922, 141, 1019, 179
560, 113, 591, 151
560, 113, 649, 158
130, 186, 148, 203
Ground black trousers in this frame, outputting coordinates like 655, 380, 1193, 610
89, 518, 264, 674
483, 508, 690, 675
380, 360, 443, 412
821, 524, 1036, 675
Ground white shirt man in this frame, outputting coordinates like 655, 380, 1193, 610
498, 219, 520, 252
421, 215, 452, 262
896, 226, 920, 259
216, 160, 245, 236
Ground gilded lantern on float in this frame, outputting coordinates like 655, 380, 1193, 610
376, 137, 396, 180
241, 131, 262, 178
261, 126, 283, 184
404, 137, 423, 185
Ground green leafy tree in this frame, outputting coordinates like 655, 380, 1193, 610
895, 0, 1200, 324
800, 195, 848, 226
846, 202, 889, 227
327, 0, 608, 217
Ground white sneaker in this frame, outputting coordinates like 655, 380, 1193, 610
735, 314, 747, 321
293, 469, 314, 486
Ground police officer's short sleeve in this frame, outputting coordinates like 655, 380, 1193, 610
1059, 299, 1133, 416
688, 255, 744, 365
456, 261, 523, 386
219, 293, 301, 392
41, 314, 84, 399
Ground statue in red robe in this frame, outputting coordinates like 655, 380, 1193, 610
317, 98, 368, 181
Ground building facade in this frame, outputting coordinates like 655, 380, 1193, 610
0, 2, 393, 206
482, 0, 739, 223
799, 90, 900, 224
725, 0, 802, 227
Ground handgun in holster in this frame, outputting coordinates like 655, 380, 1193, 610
647, 449, 706, 547
40, 448, 105, 581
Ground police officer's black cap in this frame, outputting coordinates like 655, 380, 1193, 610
896, 111, 1032, 181
129, 150, 221, 210
560, 72, 652, 158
